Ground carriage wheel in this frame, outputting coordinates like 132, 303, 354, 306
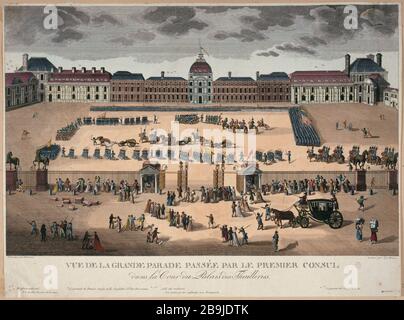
329, 211, 343, 229
299, 216, 310, 228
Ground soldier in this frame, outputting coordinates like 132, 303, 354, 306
66, 222, 73, 240
152, 228, 160, 243
357, 195, 366, 212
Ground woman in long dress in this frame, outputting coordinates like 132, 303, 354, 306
232, 227, 241, 246
241, 196, 252, 212
186, 216, 193, 232
235, 201, 244, 217
144, 199, 151, 213
93, 232, 105, 252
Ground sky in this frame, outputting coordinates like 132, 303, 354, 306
4, 5, 400, 87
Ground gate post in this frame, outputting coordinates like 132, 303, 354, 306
388, 170, 398, 190
356, 169, 367, 191
36, 169, 49, 191
182, 163, 188, 190
6, 170, 18, 191
213, 165, 219, 188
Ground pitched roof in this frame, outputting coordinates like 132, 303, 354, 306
258, 72, 289, 81
147, 76, 186, 81
18, 57, 56, 72
215, 76, 255, 82
6, 72, 37, 86
112, 71, 144, 80
238, 166, 263, 176
350, 58, 385, 73
290, 71, 352, 84
368, 74, 390, 87
48, 69, 111, 83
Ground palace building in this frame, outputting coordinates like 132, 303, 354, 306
46, 67, 111, 103
189, 49, 213, 104
144, 72, 188, 103
111, 71, 144, 102
5, 72, 39, 109
15, 51, 396, 108
18, 53, 56, 102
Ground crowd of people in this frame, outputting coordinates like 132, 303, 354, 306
219, 225, 248, 246
261, 174, 354, 196
51, 176, 140, 201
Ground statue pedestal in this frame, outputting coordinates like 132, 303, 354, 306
6, 170, 17, 191
36, 169, 49, 191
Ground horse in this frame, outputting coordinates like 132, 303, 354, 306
118, 139, 138, 147
349, 150, 368, 170
91, 136, 112, 146
179, 137, 192, 146
33, 150, 49, 170
271, 208, 295, 228
6, 152, 20, 170
307, 148, 320, 162
385, 152, 399, 170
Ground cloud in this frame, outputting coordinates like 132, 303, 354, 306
240, 7, 313, 30
109, 30, 156, 46
52, 28, 84, 43
214, 29, 266, 42
142, 7, 208, 36
92, 13, 121, 25
299, 36, 327, 47
256, 50, 279, 57
276, 43, 316, 55
360, 7, 398, 35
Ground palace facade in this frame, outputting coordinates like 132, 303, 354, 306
5, 72, 39, 109
11, 51, 396, 108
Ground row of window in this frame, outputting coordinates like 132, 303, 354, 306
300, 94, 353, 102
6, 86, 37, 95
50, 94, 107, 100
49, 86, 108, 92
214, 88, 257, 94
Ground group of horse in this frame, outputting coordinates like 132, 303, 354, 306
91, 136, 139, 148
307, 144, 398, 170
220, 117, 270, 134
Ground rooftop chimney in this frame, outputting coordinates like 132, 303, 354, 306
345, 54, 351, 77
58, 66, 63, 73
367, 54, 375, 61
376, 53, 382, 67
228, 71, 232, 79
256, 71, 260, 80
101, 67, 105, 73
72, 67, 76, 73
92, 67, 96, 73
161, 71, 165, 79
22, 53, 28, 71
81, 67, 86, 73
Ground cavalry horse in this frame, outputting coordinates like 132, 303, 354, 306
381, 150, 399, 170
91, 136, 112, 146
33, 150, 49, 170
271, 208, 296, 228
6, 152, 20, 170
118, 139, 138, 147
349, 149, 369, 170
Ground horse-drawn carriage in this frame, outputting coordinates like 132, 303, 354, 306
293, 199, 343, 229
271, 198, 343, 229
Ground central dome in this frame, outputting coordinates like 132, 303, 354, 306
189, 50, 212, 74
189, 61, 212, 74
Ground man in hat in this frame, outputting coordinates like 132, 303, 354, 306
256, 213, 264, 230
206, 214, 215, 229
272, 231, 279, 252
